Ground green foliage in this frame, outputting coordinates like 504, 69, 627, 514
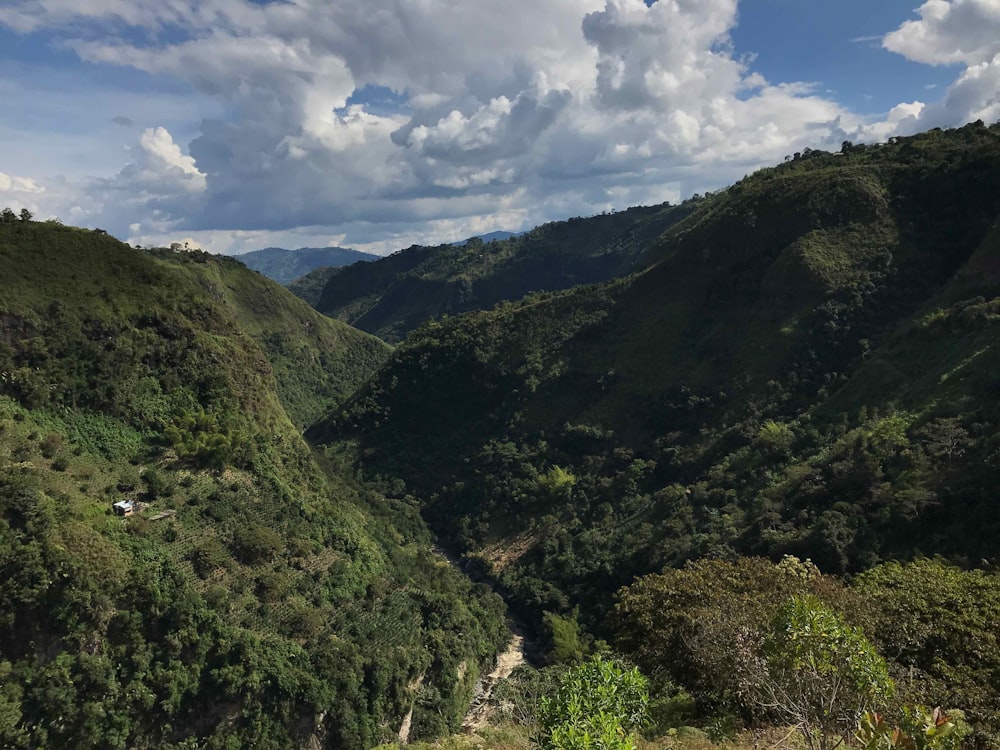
231, 524, 284, 564
857, 707, 966, 750
543, 610, 590, 665
745, 595, 894, 750
538, 466, 577, 500
164, 408, 233, 469
614, 557, 852, 715
314, 202, 696, 342
853, 559, 1000, 745
538, 656, 648, 750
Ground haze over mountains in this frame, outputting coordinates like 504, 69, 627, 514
237, 246, 379, 285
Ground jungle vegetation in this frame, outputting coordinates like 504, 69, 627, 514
5, 121, 1000, 748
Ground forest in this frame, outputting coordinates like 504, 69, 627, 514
2, 121, 1000, 748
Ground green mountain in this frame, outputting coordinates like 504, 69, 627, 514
287, 234, 520, 309
0, 222, 507, 749
287, 264, 341, 307
311, 121, 1000, 631
237, 245, 379, 285
313, 202, 697, 342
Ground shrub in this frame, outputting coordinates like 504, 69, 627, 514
538, 655, 648, 750
740, 595, 894, 750
40, 433, 63, 458
231, 524, 284, 565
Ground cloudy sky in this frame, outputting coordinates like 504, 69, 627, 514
1, 0, 998, 255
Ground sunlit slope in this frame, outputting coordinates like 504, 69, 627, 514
0, 223, 505, 749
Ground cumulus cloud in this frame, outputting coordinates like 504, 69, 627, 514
0, 172, 44, 195
883, 0, 1000, 66
880, 0, 1000, 133
2, 0, 997, 251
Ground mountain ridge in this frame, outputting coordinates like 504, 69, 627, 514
312, 201, 699, 342
236, 245, 379, 285
0, 223, 507, 749
311, 120, 1000, 625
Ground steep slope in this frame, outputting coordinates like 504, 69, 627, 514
314, 201, 697, 342
288, 264, 340, 307
161, 250, 392, 428
0, 223, 506, 749
237, 245, 378, 284
310, 122, 1000, 629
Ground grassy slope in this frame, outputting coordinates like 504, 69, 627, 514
310, 122, 1000, 626
162, 251, 392, 428
313, 201, 697, 342
0, 224, 505, 749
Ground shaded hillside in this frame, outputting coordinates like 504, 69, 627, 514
0, 223, 506, 749
314, 201, 697, 342
237, 245, 378, 284
311, 122, 1000, 630
288, 264, 340, 307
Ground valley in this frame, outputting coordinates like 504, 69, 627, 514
3, 121, 1000, 749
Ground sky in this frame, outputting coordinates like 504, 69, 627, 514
1, 0, 998, 256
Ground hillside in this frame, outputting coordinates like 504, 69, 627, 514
313, 201, 697, 342
237, 245, 378, 285
288, 264, 342, 306
311, 121, 1000, 629
0, 223, 507, 749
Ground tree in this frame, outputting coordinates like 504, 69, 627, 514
0, 208, 15, 223
853, 560, 1000, 745
538, 655, 648, 750
543, 609, 590, 665
613, 556, 853, 714
18, 208, 32, 223
740, 595, 894, 750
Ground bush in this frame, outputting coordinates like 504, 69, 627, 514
740, 595, 894, 750
538, 655, 648, 750
40, 433, 63, 458
231, 524, 284, 565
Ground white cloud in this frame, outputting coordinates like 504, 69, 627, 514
883, 0, 1000, 66
3, 0, 997, 253
880, 0, 1000, 133
0, 172, 44, 195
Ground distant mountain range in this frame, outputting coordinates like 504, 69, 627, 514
236, 246, 379, 284
308, 209, 693, 342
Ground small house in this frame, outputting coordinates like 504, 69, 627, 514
113, 500, 135, 517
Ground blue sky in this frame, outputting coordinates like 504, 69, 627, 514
730, 0, 962, 111
0, 0, 997, 254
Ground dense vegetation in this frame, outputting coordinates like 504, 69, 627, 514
0, 223, 507, 748
288, 265, 342, 307
312, 201, 698, 342
237, 245, 378, 285
6, 120, 1000, 749
311, 122, 1000, 741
